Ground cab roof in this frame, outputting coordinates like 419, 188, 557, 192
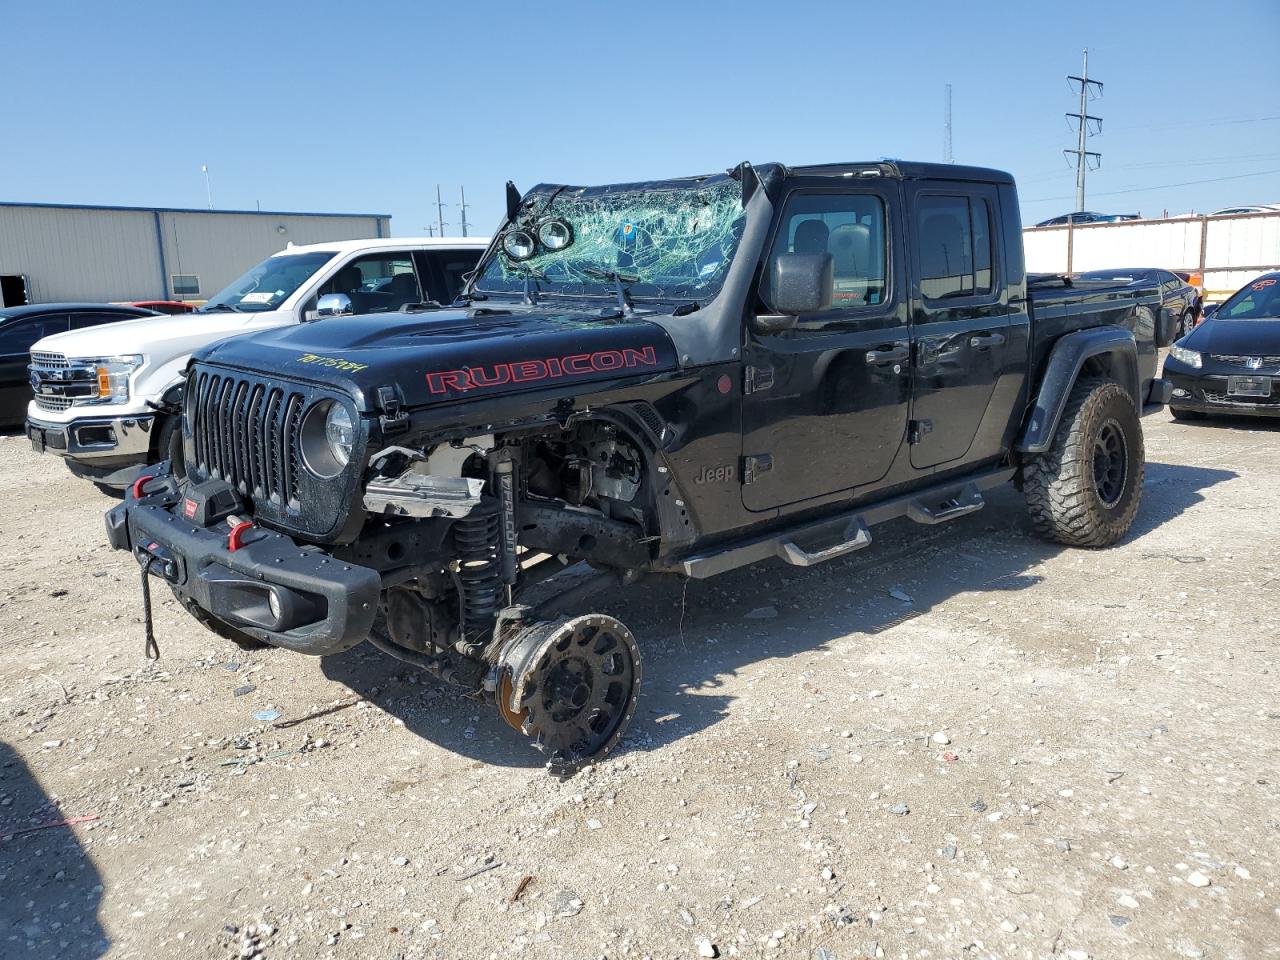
788, 160, 1014, 184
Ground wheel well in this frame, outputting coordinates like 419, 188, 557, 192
1078, 350, 1137, 404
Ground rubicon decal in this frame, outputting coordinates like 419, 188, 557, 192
426, 346, 659, 395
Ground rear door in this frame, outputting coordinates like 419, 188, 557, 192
741, 184, 910, 511
905, 183, 1015, 469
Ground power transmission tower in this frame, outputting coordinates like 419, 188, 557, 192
458, 186, 470, 237
943, 84, 953, 163
435, 184, 448, 237
1065, 49, 1103, 211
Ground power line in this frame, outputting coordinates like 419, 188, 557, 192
1064, 48, 1103, 211
1025, 167, 1280, 203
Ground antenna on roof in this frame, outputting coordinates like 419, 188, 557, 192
944, 84, 953, 163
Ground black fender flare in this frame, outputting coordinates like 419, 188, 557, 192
1016, 326, 1139, 455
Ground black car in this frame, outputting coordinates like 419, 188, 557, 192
1164, 272, 1280, 420
1076, 268, 1202, 338
0, 303, 158, 427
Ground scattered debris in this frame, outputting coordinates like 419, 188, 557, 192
510, 875, 535, 904
233, 684, 257, 697
0, 813, 99, 841
888, 588, 913, 603
744, 606, 778, 620
252, 709, 282, 723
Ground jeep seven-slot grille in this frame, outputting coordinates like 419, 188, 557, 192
189, 370, 306, 504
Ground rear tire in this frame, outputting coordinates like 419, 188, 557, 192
1022, 377, 1144, 547
1179, 310, 1196, 339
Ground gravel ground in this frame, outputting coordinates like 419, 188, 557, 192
0, 410, 1277, 960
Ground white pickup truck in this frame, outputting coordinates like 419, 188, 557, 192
26, 236, 488, 489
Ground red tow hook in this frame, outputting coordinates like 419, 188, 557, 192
227, 520, 255, 552
130, 474, 156, 500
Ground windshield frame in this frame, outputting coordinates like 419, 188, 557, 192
471, 175, 747, 306
201, 250, 338, 314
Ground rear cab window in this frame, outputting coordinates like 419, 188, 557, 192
915, 194, 995, 300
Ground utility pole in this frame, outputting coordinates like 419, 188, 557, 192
1065, 49, 1103, 211
201, 164, 213, 209
435, 185, 448, 238
458, 185, 470, 237
943, 84, 953, 163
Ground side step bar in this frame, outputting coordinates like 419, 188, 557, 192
675, 468, 1014, 580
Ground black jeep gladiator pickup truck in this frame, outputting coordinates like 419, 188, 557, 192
106, 160, 1174, 770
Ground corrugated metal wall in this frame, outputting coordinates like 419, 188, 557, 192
0, 206, 161, 302
1023, 211, 1280, 298
0, 205, 391, 304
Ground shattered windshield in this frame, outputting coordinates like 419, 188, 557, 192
474, 179, 746, 302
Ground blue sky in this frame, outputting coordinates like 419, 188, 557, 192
2, 0, 1278, 235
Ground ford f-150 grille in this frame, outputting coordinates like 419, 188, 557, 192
188, 370, 306, 506
30, 351, 69, 368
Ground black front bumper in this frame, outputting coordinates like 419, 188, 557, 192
1167, 372, 1280, 418
105, 466, 381, 655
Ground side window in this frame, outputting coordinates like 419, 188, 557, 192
0, 314, 70, 355
423, 250, 482, 302
320, 254, 422, 313
765, 193, 889, 310
916, 194, 994, 300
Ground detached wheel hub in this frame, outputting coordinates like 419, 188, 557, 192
497, 614, 641, 773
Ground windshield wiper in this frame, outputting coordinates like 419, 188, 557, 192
512, 264, 548, 306
200, 302, 244, 313
582, 267, 639, 315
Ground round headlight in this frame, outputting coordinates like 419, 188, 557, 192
537, 218, 573, 251
299, 399, 353, 479
501, 229, 537, 261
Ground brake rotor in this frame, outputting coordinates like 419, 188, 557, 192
498, 614, 641, 774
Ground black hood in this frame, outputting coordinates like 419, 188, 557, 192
194, 305, 681, 412
1184, 317, 1280, 354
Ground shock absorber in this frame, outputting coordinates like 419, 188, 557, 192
453, 507, 502, 635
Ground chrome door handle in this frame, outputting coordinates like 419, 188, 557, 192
969, 332, 1006, 349
865, 345, 909, 365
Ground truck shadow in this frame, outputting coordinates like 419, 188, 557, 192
0, 741, 109, 958
322, 461, 1234, 770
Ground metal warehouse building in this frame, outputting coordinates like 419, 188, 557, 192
0, 202, 392, 306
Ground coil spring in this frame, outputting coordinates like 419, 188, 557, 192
454, 509, 502, 632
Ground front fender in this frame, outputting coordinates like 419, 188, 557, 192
1016, 327, 1138, 454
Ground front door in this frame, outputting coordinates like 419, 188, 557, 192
741, 186, 910, 512
905, 184, 1013, 468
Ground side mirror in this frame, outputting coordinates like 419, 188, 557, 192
316, 293, 354, 318
1201, 303, 1218, 321
758, 253, 833, 331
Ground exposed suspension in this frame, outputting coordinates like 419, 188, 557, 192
453, 508, 502, 634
